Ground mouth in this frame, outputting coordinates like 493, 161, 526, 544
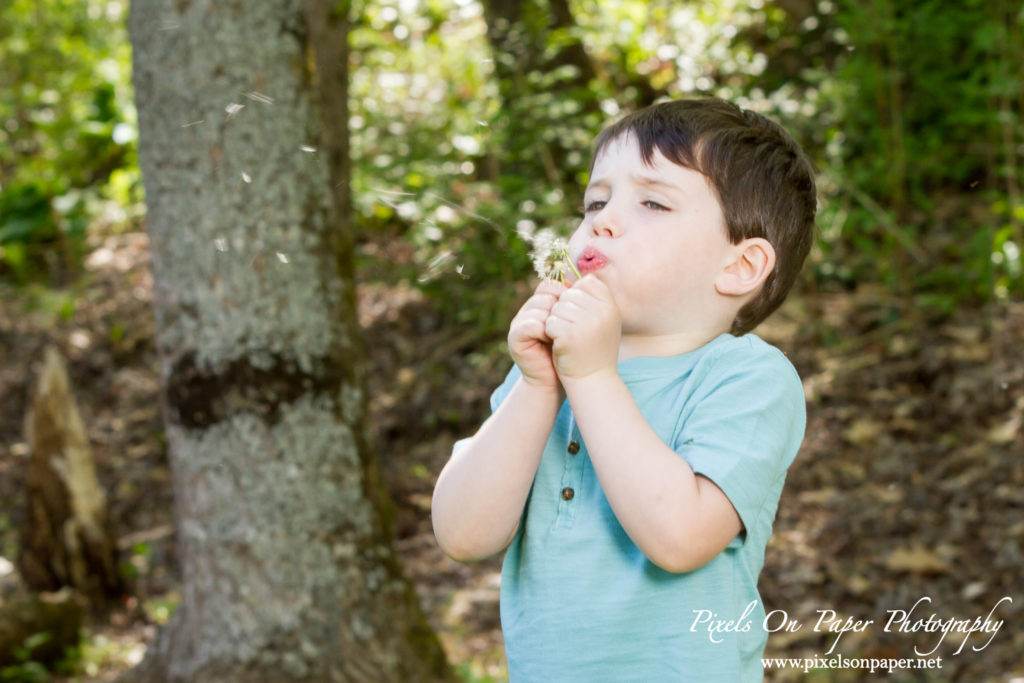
577, 246, 608, 275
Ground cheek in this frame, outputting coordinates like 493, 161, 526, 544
567, 221, 589, 252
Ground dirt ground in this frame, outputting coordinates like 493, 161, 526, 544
1, 229, 1022, 681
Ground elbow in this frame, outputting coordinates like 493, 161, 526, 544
431, 508, 516, 563
645, 535, 723, 574
651, 550, 715, 574
432, 529, 504, 563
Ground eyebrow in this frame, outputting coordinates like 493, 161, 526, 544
586, 173, 679, 193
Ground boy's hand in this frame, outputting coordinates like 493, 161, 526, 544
508, 280, 567, 389
545, 275, 620, 380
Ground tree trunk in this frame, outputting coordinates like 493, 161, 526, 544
128, 1, 453, 680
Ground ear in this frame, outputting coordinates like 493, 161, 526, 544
715, 238, 775, 297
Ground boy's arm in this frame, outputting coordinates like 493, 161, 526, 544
545, 276, 741, 573
563, 373, 741, 572
430, 378, 560, 561
431, 280, 566, 562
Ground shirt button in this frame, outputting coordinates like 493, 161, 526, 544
567, 441, 580, 455
561, 487, 575, 501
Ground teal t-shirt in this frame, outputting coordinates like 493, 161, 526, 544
485, 333, 805, 682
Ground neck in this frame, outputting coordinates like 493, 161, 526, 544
618, 328, 729, 361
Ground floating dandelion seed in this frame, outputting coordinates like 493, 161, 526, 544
525, 229, 581, 283
276, 252, 290, 264
181, 119, 205, 128
243, 91, 274, 105
300, 144, 317, 153
214, 238, 229, 252
242, 172, 252, 184
419, 250, 454, 283
225, 103, 245, 120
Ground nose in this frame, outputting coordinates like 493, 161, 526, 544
591, 203, 621, 238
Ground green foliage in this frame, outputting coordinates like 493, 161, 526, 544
0, 0, 138, 282
0, 631, 74, 683
3, 0, 1021, 314
815, 0, 1024, 302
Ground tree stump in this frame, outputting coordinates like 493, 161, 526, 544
18, 345, 122, 609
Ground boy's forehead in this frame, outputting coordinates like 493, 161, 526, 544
588, 134, 704, 188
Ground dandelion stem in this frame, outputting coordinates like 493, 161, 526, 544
563, 250, 582, 280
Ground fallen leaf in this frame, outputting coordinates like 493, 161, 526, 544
884, 546, 952, 574
988, 415, 1021, 444
844, 418, 884, 446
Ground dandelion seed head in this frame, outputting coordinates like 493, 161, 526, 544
520, 227, 578, 282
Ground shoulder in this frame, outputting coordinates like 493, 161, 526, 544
689, 334, 804, 407
699, 333, 801, 382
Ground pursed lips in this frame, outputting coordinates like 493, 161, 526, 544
577, 246, 608, 274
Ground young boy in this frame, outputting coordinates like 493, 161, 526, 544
432, 98, 816, 680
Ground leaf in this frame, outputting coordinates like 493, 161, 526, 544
843, 418, 883, 446
987, 415, 1021, 444
884, 546, 951, 574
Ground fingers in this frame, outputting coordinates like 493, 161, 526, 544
511, 306, 553, 344
534, 279, 569, 297
566, 274, 612, 302
547, 277, 606, 321
516, 280, 566, 321
544, 275, 619, 341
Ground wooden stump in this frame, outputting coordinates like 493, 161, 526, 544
18, 346, 122, 609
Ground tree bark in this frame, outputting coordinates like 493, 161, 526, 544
128, 1, 453, 680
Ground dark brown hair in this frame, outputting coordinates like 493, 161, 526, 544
591, 98, 817, 334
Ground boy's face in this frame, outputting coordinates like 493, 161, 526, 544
568, 133, 738, 339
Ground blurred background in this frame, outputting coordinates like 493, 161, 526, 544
0, 0, 1021, 680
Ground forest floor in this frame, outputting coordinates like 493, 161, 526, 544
1, 228, 1022, 681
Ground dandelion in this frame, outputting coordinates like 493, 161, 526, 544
526, 228, 582, 284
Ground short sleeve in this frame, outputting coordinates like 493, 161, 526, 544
451, 365, 522, 456
489, 365, 522, 412
675, 342, 805, 542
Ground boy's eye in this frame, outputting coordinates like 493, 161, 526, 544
643, 200, 669, 211
584, 200, 606, 213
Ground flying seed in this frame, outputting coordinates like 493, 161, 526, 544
243, 91, 274, 104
